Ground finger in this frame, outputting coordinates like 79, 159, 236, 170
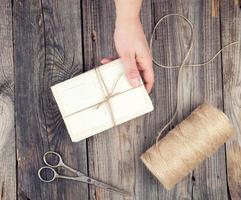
100, 58, 113, 64
121, 55, 140, 87
138, 60, 154, 93
142, 67, 154, 93
101, 57, 118, 64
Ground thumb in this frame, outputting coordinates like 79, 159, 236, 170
122, 56, 140, 87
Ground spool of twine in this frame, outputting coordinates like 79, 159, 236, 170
140, 103, 235, 190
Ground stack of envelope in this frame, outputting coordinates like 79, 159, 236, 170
51, 59, 154, 142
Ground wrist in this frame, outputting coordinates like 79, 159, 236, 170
115, 14, 140, 27
114, 0, 142, 27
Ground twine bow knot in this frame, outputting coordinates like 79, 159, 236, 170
94, 67, 123, 126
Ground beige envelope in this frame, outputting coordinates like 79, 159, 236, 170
51, 59, 154, 142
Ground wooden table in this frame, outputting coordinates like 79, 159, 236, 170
0, 0, 241, 199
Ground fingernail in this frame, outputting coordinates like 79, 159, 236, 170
130, 78, 140, 87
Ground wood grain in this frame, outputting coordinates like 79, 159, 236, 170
0, 1, 16, 200
133, 1, 161, 200
212, 0, 219, 17
14, 0, 88, 199
220, 1, 241, 199
187, 1, 228, 199
8, 0, 241, 199
82, 1, 128, 199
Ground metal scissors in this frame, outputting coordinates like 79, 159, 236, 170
38, 151, 129, 196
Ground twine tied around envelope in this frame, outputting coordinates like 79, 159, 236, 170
94, 68, 145, 126
65, 67, 143, 126
94, 68, 122, 126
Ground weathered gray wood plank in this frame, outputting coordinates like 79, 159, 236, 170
14, 0, 88, 199
82, 1, 125, 199
189, 1, 228, 199
220, 1, 241, 200
14, 1, 54, 199
41, 0, 89, 199
133, 1, 161, 200
0, 1, 16, 200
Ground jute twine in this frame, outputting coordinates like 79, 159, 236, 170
64, 68, 144, 126
140, 14, 238, 190
141, 103, 235, 189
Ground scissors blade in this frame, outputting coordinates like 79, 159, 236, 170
66, 175, 130, 196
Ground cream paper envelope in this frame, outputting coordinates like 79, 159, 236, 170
51, 59, 154, 142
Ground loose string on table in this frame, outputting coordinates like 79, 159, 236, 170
149, 13, 240, 145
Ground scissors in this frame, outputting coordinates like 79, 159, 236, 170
38, 151, 129, 196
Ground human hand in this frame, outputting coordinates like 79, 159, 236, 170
101, 17, 154, 93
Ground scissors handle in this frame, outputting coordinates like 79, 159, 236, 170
38, 166, 58, 183
43, 151, 80, 175
43, 151, 63, 167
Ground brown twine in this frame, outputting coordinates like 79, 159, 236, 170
141, 103, 235, 189
64, 67, 143, 127
140, 14, 239, 190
